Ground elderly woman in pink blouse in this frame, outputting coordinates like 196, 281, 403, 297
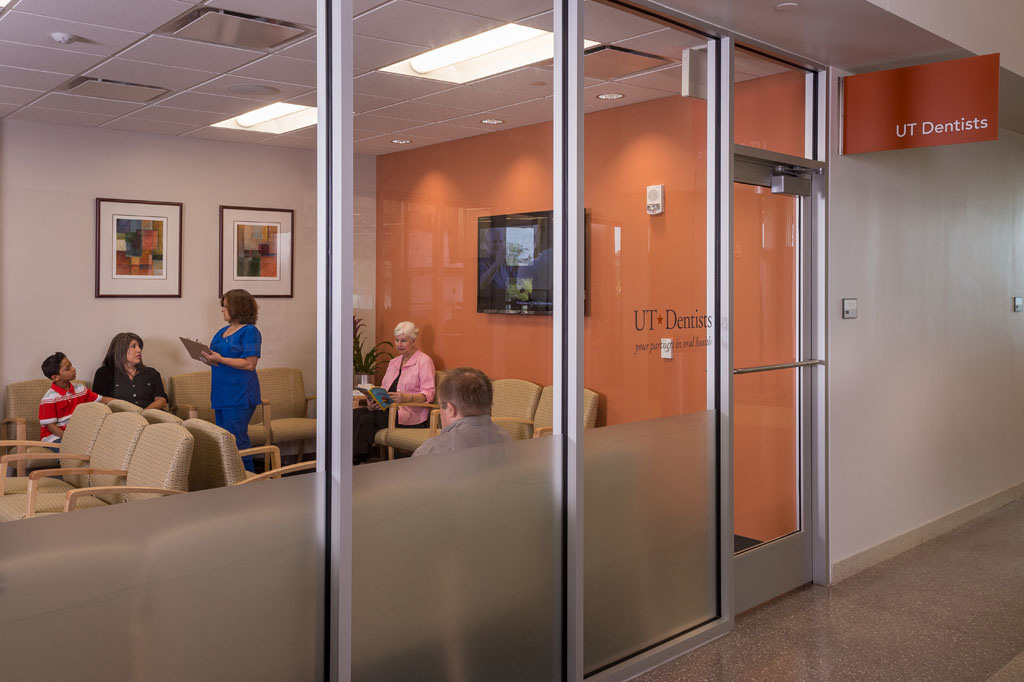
353, 320, 436, 463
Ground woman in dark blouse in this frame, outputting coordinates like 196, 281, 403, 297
92, 332, 168, 410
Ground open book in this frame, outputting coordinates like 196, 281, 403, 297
357, 386, 393, 410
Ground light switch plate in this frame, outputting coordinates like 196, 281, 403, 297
842, 298, 858, 319
661, 338, 673, 359
1014, 297, 1023, 313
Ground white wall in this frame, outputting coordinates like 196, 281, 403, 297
0, 119, 317, 400
828, 110, 1024, 564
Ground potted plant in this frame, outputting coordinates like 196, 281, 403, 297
353, 316, 392, 386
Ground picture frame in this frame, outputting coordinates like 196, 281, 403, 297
219, 205, 294, 298
95, 198, 183, 298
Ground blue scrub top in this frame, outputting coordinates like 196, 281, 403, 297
210, 324, 262, 409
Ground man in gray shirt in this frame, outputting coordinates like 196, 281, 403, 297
413, 367, 511, 457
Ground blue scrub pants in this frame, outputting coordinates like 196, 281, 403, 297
215, 407, 257, 472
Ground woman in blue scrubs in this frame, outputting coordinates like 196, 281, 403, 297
201, 289, 262, 472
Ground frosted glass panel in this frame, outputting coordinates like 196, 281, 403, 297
584, 412, 717, 673
0, 475, 323, 681
353, 438, 561, 681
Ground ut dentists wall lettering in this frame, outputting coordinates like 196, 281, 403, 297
842, 53, 1000, 155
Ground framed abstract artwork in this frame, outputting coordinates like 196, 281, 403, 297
95, 198, 183, 298
219, 206, 294, 298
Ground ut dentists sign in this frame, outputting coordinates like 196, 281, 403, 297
842, 54, 999, 154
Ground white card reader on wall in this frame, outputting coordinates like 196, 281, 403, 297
842, 298, 858, 319
646, 184, 664, 215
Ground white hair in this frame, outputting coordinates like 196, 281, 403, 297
393, 320, 419, 340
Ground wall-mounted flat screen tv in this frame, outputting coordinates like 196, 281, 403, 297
477, 210, 553, 315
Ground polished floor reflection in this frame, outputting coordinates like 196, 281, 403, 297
639, 500, 1024, 682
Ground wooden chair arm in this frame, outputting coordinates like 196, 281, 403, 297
533, 426, 554, 438
0, 453, 89, 498
0, 417, 26, 425
65, 486, 185, 512
261, 401, 275, 444
491, 417, 536, 426
175, 403, 199, 420
237, 461, 316, 484
25, 468, 127, 516
0, 439, 61, 452
0, 420, 29, 475
305, 395, 316, 416
428, 409, 442, 436
239, 444, 281, 471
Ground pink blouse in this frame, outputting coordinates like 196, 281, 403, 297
380, 350, 436, 425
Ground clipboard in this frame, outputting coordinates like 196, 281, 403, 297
179, 337, 212, 364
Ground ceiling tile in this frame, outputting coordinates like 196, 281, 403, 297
354, 0, 501, 49
120, 36, 262, 73
0, 11, 144, 57
488, 96, 554, 125
353, 70, 452, 99
361, 133, 444, 150
353, 35, 423, 71
402, 121, 486, 142
446, 109, 531, 129
87, 59, 218, 91
285, 91, 317, 107
354, 92, 400, 113
471, 67, 558, 96
285, 124, 317, 139
157, 90, 268, 114
353, 139, 395, 155
353, 113, 423, 134
0, 41, 105, 75
584, 80, 672, 109
734, 51, 793, 79
612, 28, 706, 62
191, 74, 311, 99
256, 134, 316, 149
0, 65, 67, 90
368, 100, 472, 123
410, 0, 552, 24
181, 126, 275, 143
128, 105, 228, 125
415, 84, 524, 110
353, 0, 391, 16
33, 92, 143, 115
13, 0, 193, 33
0, 83, 44, 106
521, 1, 666, 44
277, 36, 316, 61
101, 117, 199, 135
8, 105, 114, 126
616, 64, 681, 93
232, 54, 316, 87
206, 0, 316, 28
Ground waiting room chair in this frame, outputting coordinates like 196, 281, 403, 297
0, 409, 148, 521
490, 379, 543, 440
529, 386, 600, 437
0, 401, 110, 496
372, 370, 445, 459
247, 368, 316, 459
182, 418, 283, 491
108, 399, 143, 413
2, 378, 92, 475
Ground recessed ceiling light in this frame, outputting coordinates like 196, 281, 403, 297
227, 84, 281, 96
480, 118, 504, 125
212, 102, 316, 134
381, 23, 598, 84
391, 139, 412, 145
50, 32, 77, 45
0, 0, 12, 8
597, 92, 624, 100
775, 2, 799, 10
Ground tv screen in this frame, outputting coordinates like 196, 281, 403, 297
477, 210, 553, 315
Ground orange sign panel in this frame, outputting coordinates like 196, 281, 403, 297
842, 54, 999, 154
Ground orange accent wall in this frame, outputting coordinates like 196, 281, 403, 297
376, 70, 806, 538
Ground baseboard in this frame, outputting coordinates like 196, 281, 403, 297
830, 480, 1024, 584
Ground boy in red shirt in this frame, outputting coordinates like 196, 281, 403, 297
39, 352, 112, 443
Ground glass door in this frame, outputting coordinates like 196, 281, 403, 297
731, 149, 822, 613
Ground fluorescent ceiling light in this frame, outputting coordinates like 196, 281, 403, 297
212, 103, 317, 134
381, 23, 598, 84
0, 0, 13, 8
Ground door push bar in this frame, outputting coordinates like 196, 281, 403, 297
733, 359, 824, 375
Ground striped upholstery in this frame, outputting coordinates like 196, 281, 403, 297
107, 399, 143, 413
491, 379, 543, 440
183, 418, 249, 490
122, 423, 193, 502
142, 409, 182, 425
166, 371, 213, 422
87, 412, 148, 503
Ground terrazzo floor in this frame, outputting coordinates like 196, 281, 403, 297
636, 500, 1024, 682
